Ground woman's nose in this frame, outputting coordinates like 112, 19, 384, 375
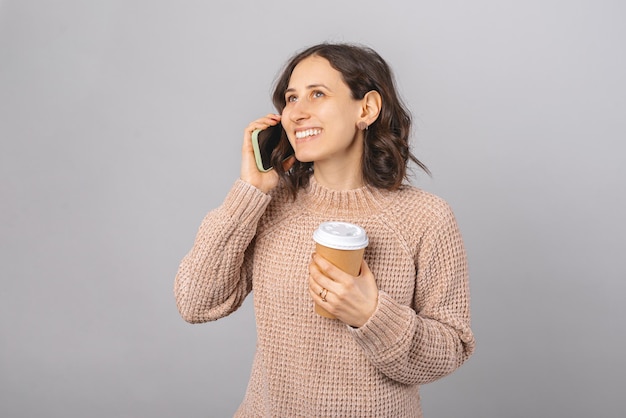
288, 100, 310, 122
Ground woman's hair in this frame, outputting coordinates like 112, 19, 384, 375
270, 43, 429, 197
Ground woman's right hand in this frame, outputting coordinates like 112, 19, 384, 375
241, 114, 292, 193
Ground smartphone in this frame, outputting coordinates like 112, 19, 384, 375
251, 124, 285, 172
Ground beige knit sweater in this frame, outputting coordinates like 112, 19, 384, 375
175, 177, 475, 417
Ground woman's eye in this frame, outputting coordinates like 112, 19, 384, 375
286, 95, 297, 103
312, 91, 325, 98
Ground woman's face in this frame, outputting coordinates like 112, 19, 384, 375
281, 56, 363, 165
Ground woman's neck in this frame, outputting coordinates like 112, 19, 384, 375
313, 159, 364, 190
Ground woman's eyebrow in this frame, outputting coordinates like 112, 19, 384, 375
285, 83, 330, 94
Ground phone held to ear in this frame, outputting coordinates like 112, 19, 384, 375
251, 124, 288, 172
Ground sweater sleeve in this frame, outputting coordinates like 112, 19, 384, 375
174, 180, 271, 323
349, 202, 475, 385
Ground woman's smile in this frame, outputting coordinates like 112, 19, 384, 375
295, 128, 322, 143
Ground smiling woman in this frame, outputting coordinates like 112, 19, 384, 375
280, 55, 371, 187
174, 42, 475, 417
271, 43, 430, 197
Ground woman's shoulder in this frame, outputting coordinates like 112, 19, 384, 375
257, 181, 300, 230
266, 181, 296, 212
388, 184, 455, 219
377, 184, 461, 245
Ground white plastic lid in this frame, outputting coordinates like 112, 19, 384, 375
313, 222, 369, 250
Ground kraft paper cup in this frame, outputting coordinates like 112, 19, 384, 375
312, 222, 369, 319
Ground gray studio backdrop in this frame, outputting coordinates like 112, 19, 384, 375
1, 1, 624, 417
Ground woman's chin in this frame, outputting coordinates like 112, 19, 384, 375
294, 151, 315, 163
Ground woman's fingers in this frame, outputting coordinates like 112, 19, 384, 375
308, 254, 378, 327
309, 254, 341, 293
244, 114, 281, 134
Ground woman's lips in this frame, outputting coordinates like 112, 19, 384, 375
295, 128, 322, 143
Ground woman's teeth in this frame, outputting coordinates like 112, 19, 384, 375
295, 129, 321, 139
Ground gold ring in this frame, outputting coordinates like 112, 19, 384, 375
320, 288, 328, 302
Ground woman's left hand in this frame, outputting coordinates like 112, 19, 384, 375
308, 253, 379, 328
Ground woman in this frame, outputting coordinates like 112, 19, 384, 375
175, 43, 475, 417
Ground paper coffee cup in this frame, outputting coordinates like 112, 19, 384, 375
312, 222, 369, 318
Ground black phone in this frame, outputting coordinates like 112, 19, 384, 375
251, 123, 286, 172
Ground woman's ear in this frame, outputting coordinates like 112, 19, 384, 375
358, 90, 382, 128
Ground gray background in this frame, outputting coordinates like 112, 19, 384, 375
1, 0, 624, 417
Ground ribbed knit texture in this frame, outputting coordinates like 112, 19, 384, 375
175, 177, 475, 417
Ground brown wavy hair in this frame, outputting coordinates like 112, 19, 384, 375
270, 43, 429, 197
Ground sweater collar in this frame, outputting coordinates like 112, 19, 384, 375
299, 175, 388, 217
